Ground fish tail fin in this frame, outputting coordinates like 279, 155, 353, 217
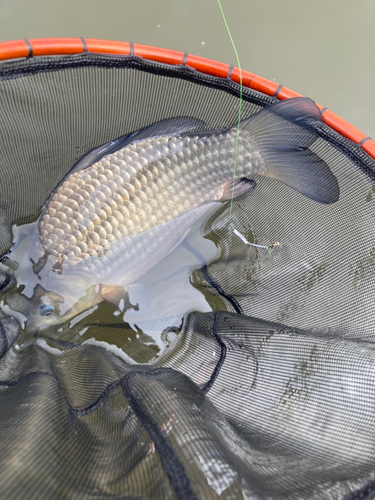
239, 97, 339, 204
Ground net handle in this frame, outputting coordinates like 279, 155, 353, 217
0, 37, 373, 160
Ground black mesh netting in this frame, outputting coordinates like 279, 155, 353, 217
0, 52, 375, 500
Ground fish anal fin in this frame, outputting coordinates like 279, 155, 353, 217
220, 178, 256, 201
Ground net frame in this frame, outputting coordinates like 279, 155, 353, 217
0, 38, 374, 500
0, 37, 374, 162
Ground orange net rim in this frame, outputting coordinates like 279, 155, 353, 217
1, 37, 374, 160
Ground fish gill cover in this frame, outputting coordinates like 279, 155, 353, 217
0, 47, 374, 500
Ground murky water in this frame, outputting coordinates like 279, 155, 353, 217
0, 0, 374, 138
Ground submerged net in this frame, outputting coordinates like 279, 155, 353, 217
0, 50, 375, 500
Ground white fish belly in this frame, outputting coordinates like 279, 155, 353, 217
59, 203, 220, 287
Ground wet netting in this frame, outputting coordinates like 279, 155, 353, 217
0, 41, 375, 500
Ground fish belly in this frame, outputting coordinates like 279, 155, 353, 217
71, 202, 220, 286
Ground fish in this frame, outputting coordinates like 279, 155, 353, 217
4, 97, 339, 332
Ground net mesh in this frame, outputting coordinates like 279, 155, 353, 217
0, 52, 374, 500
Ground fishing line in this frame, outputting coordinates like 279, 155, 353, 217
217, 0, 276, 255
216, 0, 242, 228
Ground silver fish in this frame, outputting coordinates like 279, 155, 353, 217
5, 98, 339, 331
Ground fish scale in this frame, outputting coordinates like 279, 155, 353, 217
5, 98, 341, 331
39, 130, 262, 267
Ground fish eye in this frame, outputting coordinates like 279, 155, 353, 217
39, 304, 55, 316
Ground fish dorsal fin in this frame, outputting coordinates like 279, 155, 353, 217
70, 117, 204, 175
124, 116, 204, 144
238, 98, 339, 204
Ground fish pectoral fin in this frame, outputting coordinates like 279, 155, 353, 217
100, 285, 130, 309
100, 283, 149, 313
220, 177, 257, 201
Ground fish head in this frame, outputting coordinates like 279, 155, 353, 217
22, 281, 102, 332
21, 284, 66, 331
5, 264, 102, 332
